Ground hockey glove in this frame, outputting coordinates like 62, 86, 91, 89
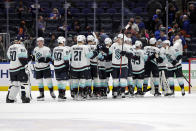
45, 57, 52, 63
156, 57, 163, 63
120, 51, 126, 56
38, 57, 45, 63
172, 60, 178, 66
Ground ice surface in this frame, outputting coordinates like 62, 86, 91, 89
0, 91, 196, 131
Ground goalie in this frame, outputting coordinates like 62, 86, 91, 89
6, 37, 31, 103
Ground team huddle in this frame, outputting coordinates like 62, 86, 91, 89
6, 28, 186, 103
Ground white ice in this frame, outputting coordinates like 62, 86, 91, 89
0, 91, 196, 131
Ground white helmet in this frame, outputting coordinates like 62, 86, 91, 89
37, 37, 44, 42
57, 36, 66, 44
163, 40, 171, 46
117, 33, 124, 39
87, 35, 95, 42
113, 36, 118, 42
149, 38, 157, 45
135, 40, 142, 48
81, 35, 86, 42
105, 38, 112, 45
125, 37, 132, 43
77, 35, 84, 42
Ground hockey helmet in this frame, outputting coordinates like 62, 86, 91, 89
149, 38, 157, 45
135, 40, 142, 48
104, 38, 112, 45
163, 40, 171, 46
87, 35, 95, 42
57, 36, 66, 44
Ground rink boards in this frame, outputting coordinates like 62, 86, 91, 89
0, 62, 195, 91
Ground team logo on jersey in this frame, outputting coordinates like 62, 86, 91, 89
115, 49, 121, 60
36, 52, 42, 59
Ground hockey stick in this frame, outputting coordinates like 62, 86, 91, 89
175, 65, 192, 87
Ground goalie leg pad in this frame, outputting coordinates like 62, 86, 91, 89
8, 81, 20, 100
21, 82, 31, 98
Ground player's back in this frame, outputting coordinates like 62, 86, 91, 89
7, 44, 27, 72
53, 46, 69, 69
88, 44, 97, 64
131, 49, 146, 73
144, 46, 160, 64
70, 44, 90, 69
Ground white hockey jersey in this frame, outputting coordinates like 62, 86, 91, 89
7, 44, 28, 72
131, 49, 147, 74
158, 47, 168, 70
70, 44, 91, 71
144, 46, 160, 65
109, 42, 131, 68
88, 44, 97, 66
165, 46, 182, 70
52, 46, 70, 70
33, 46, 51, 71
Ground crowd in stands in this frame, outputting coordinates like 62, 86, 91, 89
0, 0, 196, 62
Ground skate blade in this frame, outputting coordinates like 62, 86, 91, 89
37, 98, 44, 101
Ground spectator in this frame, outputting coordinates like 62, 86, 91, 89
58, 22, 71, 32
17, 0, 28, 19
72, 20, 81, 33
29, 3, 44, 16
168, 3, 177, 26
175, 11, 183, 27
135, 16, 145, 31
127, 18, 139, 35
48, 34, 57, 51
0, 35, 5, 60
49, 8, 61, 20
154, 24, 163, 39
146, 0, 163, 17
151, 14, 162, 32
18, 20, 27, 38
38, 16, 46, 37
170, 22, 181, 35
182, 15, 190, 35
188, 4, 196, 24
170, 34, 186, 46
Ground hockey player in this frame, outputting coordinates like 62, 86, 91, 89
52, 36, 69, 100
32, 37, 56, 100
131, 41, 148, 96
158, 40, 170, 95
165, 39, 185, 96
68, 35, 98, 100
143, 38, 162, 96
124, 37, 135, 96
104, 38, 112, 95
87, 35, 97, 98
103, 34, 132, 98
6, 38, 31, 103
